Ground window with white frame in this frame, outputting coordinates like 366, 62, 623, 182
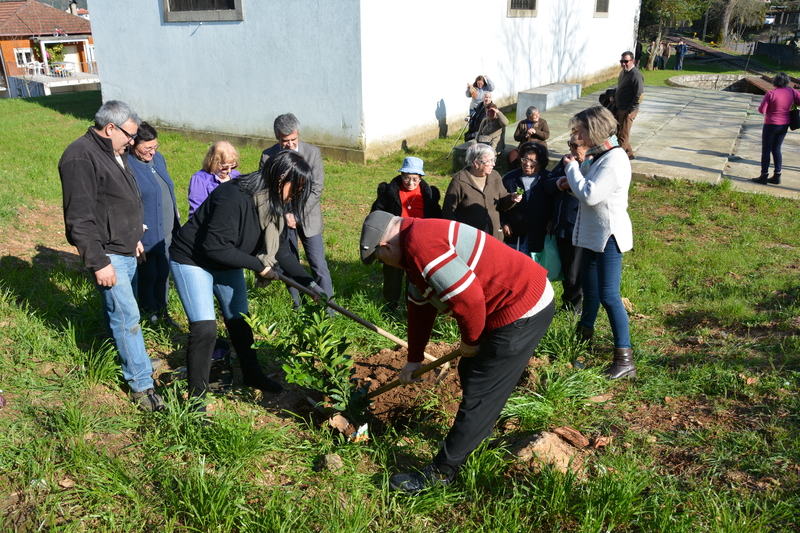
595, 0, 610, 17
163, 0, 243, 23
507, 0, 537, 17
14, 48, 34, 67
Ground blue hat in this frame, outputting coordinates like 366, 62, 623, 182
398, 156, 425, 176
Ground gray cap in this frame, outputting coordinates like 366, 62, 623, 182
360, 211, 395, 264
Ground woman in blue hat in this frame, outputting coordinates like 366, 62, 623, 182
370, 157, 442, 308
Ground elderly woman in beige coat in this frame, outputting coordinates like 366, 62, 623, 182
443, 143, 520, 240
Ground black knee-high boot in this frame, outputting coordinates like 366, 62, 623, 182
224, 317, 283, 393
186, 320, 218, 405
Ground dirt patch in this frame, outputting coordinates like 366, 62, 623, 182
0, 202, 79, 267
352, 343, 462, 431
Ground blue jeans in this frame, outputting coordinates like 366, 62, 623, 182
579, 236, 631, 349
98, 254, 154, 393
761, 123, 789, 174
169, 260, 248, 322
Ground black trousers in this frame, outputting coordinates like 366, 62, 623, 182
556, 236, 583, 312
433, 299, 555, 472
135, 250, 170, 317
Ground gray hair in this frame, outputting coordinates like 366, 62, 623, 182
273, 113, 300, 138
526, 106, 538, 117
568, 105, 618, 147
94, 100, 140, 129
773, 72, 790, 88
466, 143, 495, 166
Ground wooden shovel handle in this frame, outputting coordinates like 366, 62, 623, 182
276, 273, 438, 363
358, 348, 462, 403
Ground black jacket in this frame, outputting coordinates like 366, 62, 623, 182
545, 161, 580, 239
465, 102, 487, 142
370, 176, 442, 218
58, 128, 143, 271
500, 168, 552, 253
169, 180, 312, 285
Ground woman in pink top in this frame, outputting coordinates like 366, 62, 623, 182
752, 72, 800, 185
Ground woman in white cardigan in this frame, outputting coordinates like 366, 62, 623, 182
556, 106, 635, 379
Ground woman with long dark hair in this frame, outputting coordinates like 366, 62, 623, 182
751, 72, 800, 185
169, 150, 319, 409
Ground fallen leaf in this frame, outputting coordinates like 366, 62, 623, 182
587, 393, 614, 403
746, 377, 758, 386
553, 426, 589, 448
328, 414, 350, 433
621, 298, 633, 312
592, 436, 612, 448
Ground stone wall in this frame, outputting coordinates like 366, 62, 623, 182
667, 74, 747, 91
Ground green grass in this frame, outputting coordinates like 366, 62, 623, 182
1, 91, 799, 531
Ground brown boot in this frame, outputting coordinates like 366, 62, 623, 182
604, 348, 636, 379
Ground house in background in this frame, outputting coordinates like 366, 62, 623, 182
88, 0, 640, 162
0, 0, 98, 97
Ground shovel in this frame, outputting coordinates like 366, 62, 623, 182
276, 273, 443, 367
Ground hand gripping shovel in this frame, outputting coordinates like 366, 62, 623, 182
276, 273, 445, 368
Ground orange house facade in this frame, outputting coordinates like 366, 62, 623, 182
0, 0, 99, 97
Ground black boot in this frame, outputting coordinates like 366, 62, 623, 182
750, 173, 769, 184
186, 320, 218, 409
575, 323, 594, 346
604, 348, 637, 380
768, 172, 781, 184
224, 317, 283, 393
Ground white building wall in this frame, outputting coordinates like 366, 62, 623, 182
88, 0, 640, 158
87, 0, 364, 148
360, 0, 641, 150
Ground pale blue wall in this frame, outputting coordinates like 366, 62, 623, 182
88, 0, 363, 148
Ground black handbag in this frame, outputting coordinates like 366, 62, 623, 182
790, 105, 800, 131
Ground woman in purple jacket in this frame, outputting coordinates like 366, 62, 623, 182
187, 140, 242, 217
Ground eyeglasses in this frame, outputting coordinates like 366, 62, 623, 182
478, 157, 497, 165
401, 175, 421, 183
619, 59, 632, 64
568, 142, 580, 149
520, 157, 538, 165
218, 163, 239, 172
138, 144, 160, 153
116, 124, 138, 141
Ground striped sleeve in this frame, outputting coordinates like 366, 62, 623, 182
424, 221, 484, 301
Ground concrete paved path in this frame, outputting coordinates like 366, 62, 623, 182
542, 85, 800, 200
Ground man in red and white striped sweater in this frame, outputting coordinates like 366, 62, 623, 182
360, 211, 555, 493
